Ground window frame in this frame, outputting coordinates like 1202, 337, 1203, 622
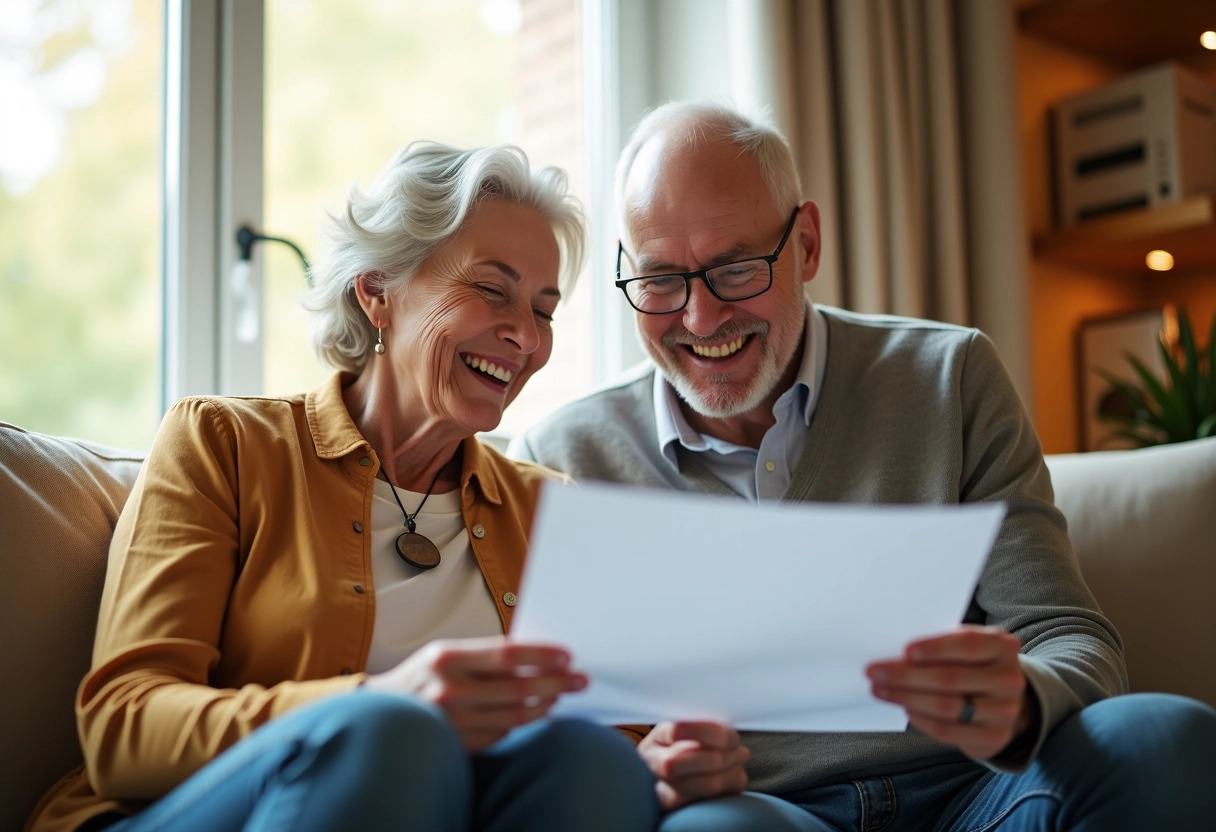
164, 0, 644, 413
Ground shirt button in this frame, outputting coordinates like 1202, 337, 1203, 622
353, 584, 365, 594
472, 523, 486, 539
359, 456, 372, 467
502, 592, 517, 607
765, 460, 776, 472
352, 521, 364, 533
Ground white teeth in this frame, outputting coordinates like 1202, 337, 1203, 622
692, 337, 745, 358
462, 354, 514, 382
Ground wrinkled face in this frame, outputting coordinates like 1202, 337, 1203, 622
621, 137, 811, 420
386, 197, 561, 434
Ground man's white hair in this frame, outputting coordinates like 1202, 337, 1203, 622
613, 100, 802, 238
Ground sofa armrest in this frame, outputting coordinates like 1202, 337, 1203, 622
0, 423, 144, 832
1045, 437, 1216, 709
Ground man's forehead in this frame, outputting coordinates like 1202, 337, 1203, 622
626, 205, 764, 270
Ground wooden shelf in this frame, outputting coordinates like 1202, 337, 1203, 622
1032, 194, 1216, 277
1018, 0, 1216, 71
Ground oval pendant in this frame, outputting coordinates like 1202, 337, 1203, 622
395, 531, 441, 570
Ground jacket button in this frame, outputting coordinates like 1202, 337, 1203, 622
502, 592, 517, 607
359, 456, 372, 467
352, 521, 364, 533
472, 523, 486, 539
353, 584, 365, 594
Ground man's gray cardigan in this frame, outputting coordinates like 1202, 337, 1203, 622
509, 305, 1126, 795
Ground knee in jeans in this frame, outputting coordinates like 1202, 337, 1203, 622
1085, 694, 1216, 782
324, 691, 462, 769
530, 719, 653, 787
533, 719, 635, 759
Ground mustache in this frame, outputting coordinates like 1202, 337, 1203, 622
662, 321, 768, 350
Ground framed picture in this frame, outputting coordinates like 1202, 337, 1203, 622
1076, 307, 1175, 452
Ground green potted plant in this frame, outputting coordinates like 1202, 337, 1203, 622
1096, 307, 1216, 447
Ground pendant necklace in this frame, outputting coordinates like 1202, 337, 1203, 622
384, 465, 447, 570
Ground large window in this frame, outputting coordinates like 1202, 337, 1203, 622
262, 0, 594, 435
0, 0, 164, 448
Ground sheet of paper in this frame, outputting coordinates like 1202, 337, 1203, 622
510, 482, 1006, 731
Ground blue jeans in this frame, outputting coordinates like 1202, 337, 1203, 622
88, 690, 659, 832
660, 693, 1216, 831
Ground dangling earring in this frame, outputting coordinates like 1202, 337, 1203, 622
374, 327, 386, 355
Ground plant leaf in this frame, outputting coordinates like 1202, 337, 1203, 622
1123, 351, 1191, 439
1094, 409, 1170, 446
1094, 369, 1167, 432
1205, 311, 1216, 416
1174, 308, 1203, 421
1096, 421, 1164, 448
1198, 413, 1216, 440
1156, 333, 1195, 429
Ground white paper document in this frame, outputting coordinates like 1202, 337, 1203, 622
510, 482, 1006, 732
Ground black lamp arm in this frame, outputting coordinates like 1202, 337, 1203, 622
235, 225, 313, 286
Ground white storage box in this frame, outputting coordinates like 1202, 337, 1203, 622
1053, 62, 1216, 227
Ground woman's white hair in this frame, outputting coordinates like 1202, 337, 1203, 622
305, 141, 585, 373
614, 100, 802, 237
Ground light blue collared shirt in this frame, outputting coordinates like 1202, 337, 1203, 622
654, 300, 828, 501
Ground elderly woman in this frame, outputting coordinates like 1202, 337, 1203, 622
28, 143, 659, 832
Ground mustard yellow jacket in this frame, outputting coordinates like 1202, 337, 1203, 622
28, 373, 572, 832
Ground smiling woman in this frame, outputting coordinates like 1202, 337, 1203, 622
25, 141, 659, 832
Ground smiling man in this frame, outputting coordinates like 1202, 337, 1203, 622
509, 101, 1216, 831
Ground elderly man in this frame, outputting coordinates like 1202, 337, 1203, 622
509, 100, 1216, 831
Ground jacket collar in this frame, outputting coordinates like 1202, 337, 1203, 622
306, 372, 368, 460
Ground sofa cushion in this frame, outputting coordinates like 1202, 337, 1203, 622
1045, 436, 1216, 709
0, 423, 144, 832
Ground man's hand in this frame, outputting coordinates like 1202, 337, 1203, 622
865, 625, 1036, 761
637, 721, 750, 810
363, 636, 586, 751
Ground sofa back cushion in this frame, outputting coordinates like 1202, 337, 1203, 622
0, 423, 144, 832
1045, 436, 1216, 709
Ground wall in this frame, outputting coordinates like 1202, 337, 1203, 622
1017, 34, 1216, 453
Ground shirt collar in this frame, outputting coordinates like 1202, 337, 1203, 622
655, 298, 826, 467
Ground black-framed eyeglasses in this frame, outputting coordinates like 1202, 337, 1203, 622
615, 207, 799, 315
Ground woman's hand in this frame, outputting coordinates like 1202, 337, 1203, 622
362, 635, 587, 751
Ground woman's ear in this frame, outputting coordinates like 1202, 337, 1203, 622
353, 272, 390, 327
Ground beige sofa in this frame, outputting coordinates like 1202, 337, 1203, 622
2, 421, 1214, 831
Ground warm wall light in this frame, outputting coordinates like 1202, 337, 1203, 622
1202, 31, 1216, 50
1146, 249, 1175, 271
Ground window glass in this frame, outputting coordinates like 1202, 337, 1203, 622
0, 0, 163, 448
263, 0, 593, 435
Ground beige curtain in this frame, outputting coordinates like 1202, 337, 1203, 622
726, 0, 1033, 405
